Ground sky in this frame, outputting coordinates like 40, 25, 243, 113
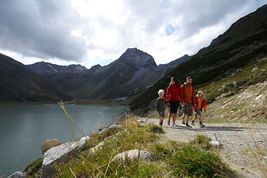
0, 0, 266, 68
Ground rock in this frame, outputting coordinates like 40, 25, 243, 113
112, 149, 155, 162
41, 139, 62, 154
7, 171, 25, 178
222, 81, 246, 92
41, 136, 90, 178
251, 67, 258, 72
99, 123, 122, 134
137, 119, 146, 126
89, 141, 105, 154
209, 140, 220, 148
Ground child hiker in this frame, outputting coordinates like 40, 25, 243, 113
156, 89, 165, 127
192, 90, 207, 128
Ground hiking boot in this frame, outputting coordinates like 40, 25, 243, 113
172, 123, 178, 127
159, 120, 163, 127
182, 120, 185, 125
191, 121, 195, 126
186, 123, 192, 128
200, 122, 205, 128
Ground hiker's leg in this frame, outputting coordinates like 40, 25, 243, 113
160, 116, 163, 126
199, 114, 202, 122
173, 114, 177, 124
185, 114, 188, 123
168, 113, 172, 125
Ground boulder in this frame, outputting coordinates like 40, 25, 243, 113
7, 171, 25, 178
40, 136, 90, 178
41, 139, 62, 154
112, 149, 155, 162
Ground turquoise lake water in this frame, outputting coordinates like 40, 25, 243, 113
0, 104, 125, 177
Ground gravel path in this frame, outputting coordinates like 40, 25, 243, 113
139, 117, 267, 178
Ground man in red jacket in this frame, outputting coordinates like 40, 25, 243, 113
166, 77, 181, 127
180, 76, 194, 128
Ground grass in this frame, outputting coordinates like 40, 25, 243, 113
146, 124, 165, 134
23, 157, 43, 178
151, 136, 234, 178
49, 117, 234, 178
197, 58, 267, 103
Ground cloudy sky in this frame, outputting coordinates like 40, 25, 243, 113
0, 0, 266, 68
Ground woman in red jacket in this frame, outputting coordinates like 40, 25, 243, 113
166, 77, 181, 127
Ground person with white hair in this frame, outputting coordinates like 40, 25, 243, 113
155, 89, 166, 126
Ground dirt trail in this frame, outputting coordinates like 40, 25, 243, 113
139, 117, 267, 178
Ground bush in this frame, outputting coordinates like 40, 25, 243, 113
190, 134, 212, 150
147, 124, 165, 134
170, 145, 230, 178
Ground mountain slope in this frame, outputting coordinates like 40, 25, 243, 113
0, 54, 68, 102
129, 4, 267, 114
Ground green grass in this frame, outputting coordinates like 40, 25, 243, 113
151, 136, 234, 178
23, 157, 43, 178
169, 145, 230, 178
51, 118, 234, 178
190, 134, 212, 150
146, 124, 165, 134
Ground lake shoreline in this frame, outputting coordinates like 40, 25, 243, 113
0, 103, 126, 177
0, 99, 128, 106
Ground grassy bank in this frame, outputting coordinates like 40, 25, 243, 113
26, 116, 235, 178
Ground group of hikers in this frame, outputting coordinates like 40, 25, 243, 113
156, 76, 207, 128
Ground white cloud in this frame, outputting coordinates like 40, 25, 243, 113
0, 0, 266, 67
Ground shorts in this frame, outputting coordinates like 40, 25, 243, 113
194, 109, 202, 116
182, 103, 193, 116
158, 111, 165, 117
169, 101, 179, 114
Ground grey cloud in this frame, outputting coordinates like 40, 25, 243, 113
0, 0, 86, 61
126, 0, 267, 38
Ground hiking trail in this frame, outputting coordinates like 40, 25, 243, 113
139, 117, 267, 178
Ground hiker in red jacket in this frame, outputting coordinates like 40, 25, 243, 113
180, 76, 194, 128
166, 77, 181, 127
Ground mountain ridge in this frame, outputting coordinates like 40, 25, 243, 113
0, 53, 69, 102
27, 48, 190, 100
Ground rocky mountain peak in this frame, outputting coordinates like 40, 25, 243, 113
118, 48, 157, 69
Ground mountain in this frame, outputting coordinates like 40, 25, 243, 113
28, 61, 87, 74
0, 54, 69, 102
75, 48, 157, 99
27, 62, 88, 95
71, 49, 189, 99
28, 48, 190, 100
129, 4, 267, 114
